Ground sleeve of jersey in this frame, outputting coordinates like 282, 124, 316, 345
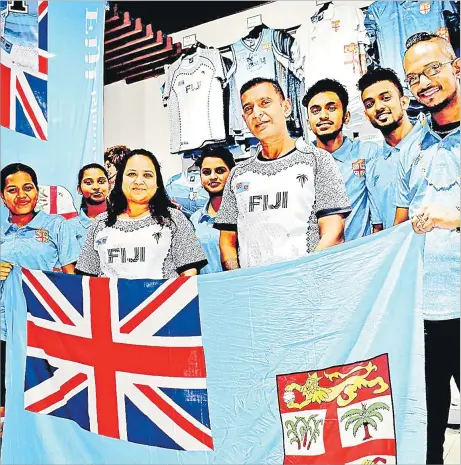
75, 220, 102, 276
170, 209, 208, 274
394, 154, 412, 208
289, 25, 306, 81
314, 149, 352, 219
212, 48, 226, 82
213, 173, 238, 231
56, 218, 81, 266
162, 63, 175, 106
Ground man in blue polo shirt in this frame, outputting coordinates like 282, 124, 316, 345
395, 32, 460, 464
357, 67, 427, 231
303, 79, 380, 241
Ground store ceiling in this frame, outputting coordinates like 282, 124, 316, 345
115, 1, 270, 35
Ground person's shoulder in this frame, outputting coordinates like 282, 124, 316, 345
354, 138, 382, 160
168, 206, 188, 222
93, 211, 108, 224
189, 208, 200, 225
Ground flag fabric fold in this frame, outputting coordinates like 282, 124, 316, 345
2, 223, 426, 464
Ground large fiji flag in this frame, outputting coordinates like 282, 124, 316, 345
0, 0, 48, 139
21, 268, 213, 451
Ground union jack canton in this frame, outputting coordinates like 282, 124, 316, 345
22, 268, 213, 450
0, 1, 48, 140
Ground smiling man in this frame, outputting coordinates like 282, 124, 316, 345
214, 78, 351, 270
303, 79, 380, 241
395, 32, 460, 465
357, 67, 426, 231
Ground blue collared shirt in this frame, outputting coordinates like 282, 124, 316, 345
67, 209, 93, 250
0, 210, 80, 340
190, 202, 222, 274
325, 137, 380, 241
395, 120, 460, 320
367, 117, 427, 229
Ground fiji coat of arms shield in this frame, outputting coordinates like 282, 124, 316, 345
277, 354, 396, 464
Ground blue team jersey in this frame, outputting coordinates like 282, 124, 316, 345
395, 120, 460, 320
190, 202, 222, 275
365, 1, 456, 96
367, 117, 427, 229
0, 210, 80, 340
319, 137, 379, 241
166, 170, 209, 218
67, 209, 93, 250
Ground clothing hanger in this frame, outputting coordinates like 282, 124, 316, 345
183, 40, 207, 56
317, 1, 332, 15
242, 23, 268, 41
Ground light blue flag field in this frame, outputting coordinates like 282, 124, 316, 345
2, 223, 426, 464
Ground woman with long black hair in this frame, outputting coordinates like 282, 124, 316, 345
76, 149, 207, 279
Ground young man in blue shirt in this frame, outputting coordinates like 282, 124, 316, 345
395, 32, 460, 464
303, 79, 380, 241
357, 67, 427, 231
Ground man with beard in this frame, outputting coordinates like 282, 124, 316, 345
215, 78, 351, 270
395, 32, 460, 465
303, 79, 380, 241
357, 67, 426, 231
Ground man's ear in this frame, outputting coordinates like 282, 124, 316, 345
344, 110, 351, 125
453, 57, 460, 78
401, 95, 410, 111
283, 98, 292, 118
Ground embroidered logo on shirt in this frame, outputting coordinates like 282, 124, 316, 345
331, 20, 340, 32
296, 174, 309, 188
152, 231, 162, 244
263, 41, 271, 52
352, 159, 366, 178
236, 182, 250, 194
96, 236, 108, 246
419, 2, 431, 14
35, 229, 49, 243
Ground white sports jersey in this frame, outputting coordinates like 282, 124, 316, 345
36, 185, 78, 219
163, 47, 226, 154
291, 3, 369, 129
214, 138, 351, 268
76, 209, 207, 279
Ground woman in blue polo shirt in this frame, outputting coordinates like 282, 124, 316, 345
0, 163, 80, 440
67, 163, 110, 250
190, 147, 235, 274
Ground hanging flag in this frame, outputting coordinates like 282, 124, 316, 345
2, 223, 427, 464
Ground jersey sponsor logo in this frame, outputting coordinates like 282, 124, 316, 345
344, 43, 360, 73
331, 20, 340, 32
178, 80, 185, 87
96, 236, 107, 246
419, 2, 431, 14
107, 247, 146, 264
352, 159, 366, 178
263, 41, 271, 52
245, 53, 267, 72
236, 182, 250, 194
35, 229, 50, 243
248, 191, 289, 213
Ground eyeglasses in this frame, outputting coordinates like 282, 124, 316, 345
405, 60, 456, 87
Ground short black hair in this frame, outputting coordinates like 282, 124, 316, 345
1, 163, 38, 192
357, 67, 404, 97
302, 78, 349, 111
104, 145, 131, 168
405, 32, 456, 59
240, 78, 285, 101
196, 146, 236, 171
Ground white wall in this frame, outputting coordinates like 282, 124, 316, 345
103, 1, 373, 180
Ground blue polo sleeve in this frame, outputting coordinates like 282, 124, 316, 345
394, 153, 412, 208
56, 217, 81, 266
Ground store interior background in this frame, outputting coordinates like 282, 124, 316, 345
103, 0, 374, 180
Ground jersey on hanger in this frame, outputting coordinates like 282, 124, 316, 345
365, 1, 457, 96
166, 169, 209, 218
163, 47, 226, 154
291, 3, 369, 129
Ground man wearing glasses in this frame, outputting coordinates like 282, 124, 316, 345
395, 32, 460, 464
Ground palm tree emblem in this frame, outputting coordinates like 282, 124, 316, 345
340, 401, 390, 441
152, 231, 162, 244
296, 174, 309, 188
285, 414, 323, 450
